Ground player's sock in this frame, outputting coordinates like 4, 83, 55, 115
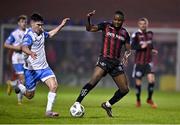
109, 89, 129, 105
17, 83, 26, 94
135, 84, 141, 101
147, 83, 154, 100
17, 92, 23, 104
105, 101, 111, 107
76, 83, 94, 103
46, 92, 56, 112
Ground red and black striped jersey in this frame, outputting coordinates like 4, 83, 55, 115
97, 22, 130, 60
131, 29, 154, 65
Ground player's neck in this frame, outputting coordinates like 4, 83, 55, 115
19, 27, 26, 31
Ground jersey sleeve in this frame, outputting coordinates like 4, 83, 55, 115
44, 31, 49, 39
22, 34, 33, 46
131, 32, 141, 50
97, 22, 107, 31
5, 34, 15, 44
148, 31, 154, 49
125, 31, 130, 44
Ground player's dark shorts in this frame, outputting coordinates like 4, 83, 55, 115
132, 63, 154, 79
96, 56, 124, 77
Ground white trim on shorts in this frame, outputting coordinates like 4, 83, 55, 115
41, 75, 56, 82
26, 87, 36, 92
132, 64, 136, 78
16, 71, 24, 75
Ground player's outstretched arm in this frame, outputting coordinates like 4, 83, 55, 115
4, 42, 21, 51
48, 18, 70, 38
86, 10, 99, 32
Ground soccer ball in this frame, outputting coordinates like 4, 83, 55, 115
70, 102, 85, 117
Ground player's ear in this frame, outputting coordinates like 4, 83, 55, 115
30, 20, 34, 26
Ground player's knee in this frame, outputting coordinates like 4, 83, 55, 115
50, 83, 58, 92
148, 78, 155, 83
120, 87, 129, 95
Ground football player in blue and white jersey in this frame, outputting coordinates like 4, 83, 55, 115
14, 13, 69, 117
4, 15, 28, 104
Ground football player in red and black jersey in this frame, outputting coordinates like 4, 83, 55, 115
131, 18, 158, 108
71, 10, 131, 117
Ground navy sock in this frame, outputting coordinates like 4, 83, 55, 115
109, 89, 129, 105
76, 83, 94, 103
147, 83, 154, 100
135, 85, 141, 101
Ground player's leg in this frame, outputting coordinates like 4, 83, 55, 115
135, 79, 142, 107
14, 64, 25, 104
6, 64, 25, 104
14, 68, 38, 100
101, 73, 129, 117
39, 67, 59, 117
16, 74, 24, 104
146, 73, 157, 108
76, 66, 106, 103
44, 77, 59, 117
133, 64, 143, 107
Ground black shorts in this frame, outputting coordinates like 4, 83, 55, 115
132, 63, 154, 79
96, 56, 124, 77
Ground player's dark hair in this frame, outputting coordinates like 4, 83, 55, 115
30, 13, 44, 22
138, 17, 148, 23
17, 15, 27, 22
115, 10, 125, 20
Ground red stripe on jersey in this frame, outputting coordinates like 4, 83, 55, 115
110, 28, 116, 58
103, 27, 109, 57
115, 31, 121, 58
140, 51, 145, 64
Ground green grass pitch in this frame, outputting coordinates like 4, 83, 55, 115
0, 84, 180, 124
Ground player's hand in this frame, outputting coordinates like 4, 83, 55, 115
122, 56, 128, 66
152, 49, 158, 55
122, 50, 131, 66
87, 10, 96, 17
141, 42, 148, 48
30, 51, 37, 60
61, 18, 70, 26
14, 45, 22, 51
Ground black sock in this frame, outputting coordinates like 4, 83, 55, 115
135, 85, 141, 101
76, 83, 94, 103
147, 83, 154, 100
109, 89, 129, 105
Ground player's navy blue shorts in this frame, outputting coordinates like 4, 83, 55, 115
132, 63, 154, 79
96, 56, 124, 77
24, 67, 55, 91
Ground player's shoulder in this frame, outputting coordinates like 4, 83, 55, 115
26, 28, 34, 37
132, 30, 141, 37
147, 30, 153, 35
11, 28, 20, 36
121, 27, 130, 35
24, 28, 35, 40
121, 27, 128, 32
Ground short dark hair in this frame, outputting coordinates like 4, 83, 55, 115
30, 13, 44, 22
17, 15, 27, 22
138, 17, 149, 24
115, 10, 125, 20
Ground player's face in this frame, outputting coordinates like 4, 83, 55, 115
138, 20, 148, 31
18, 19, 27, 30
112, 14, 124, 28
31, 21, 44, 35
